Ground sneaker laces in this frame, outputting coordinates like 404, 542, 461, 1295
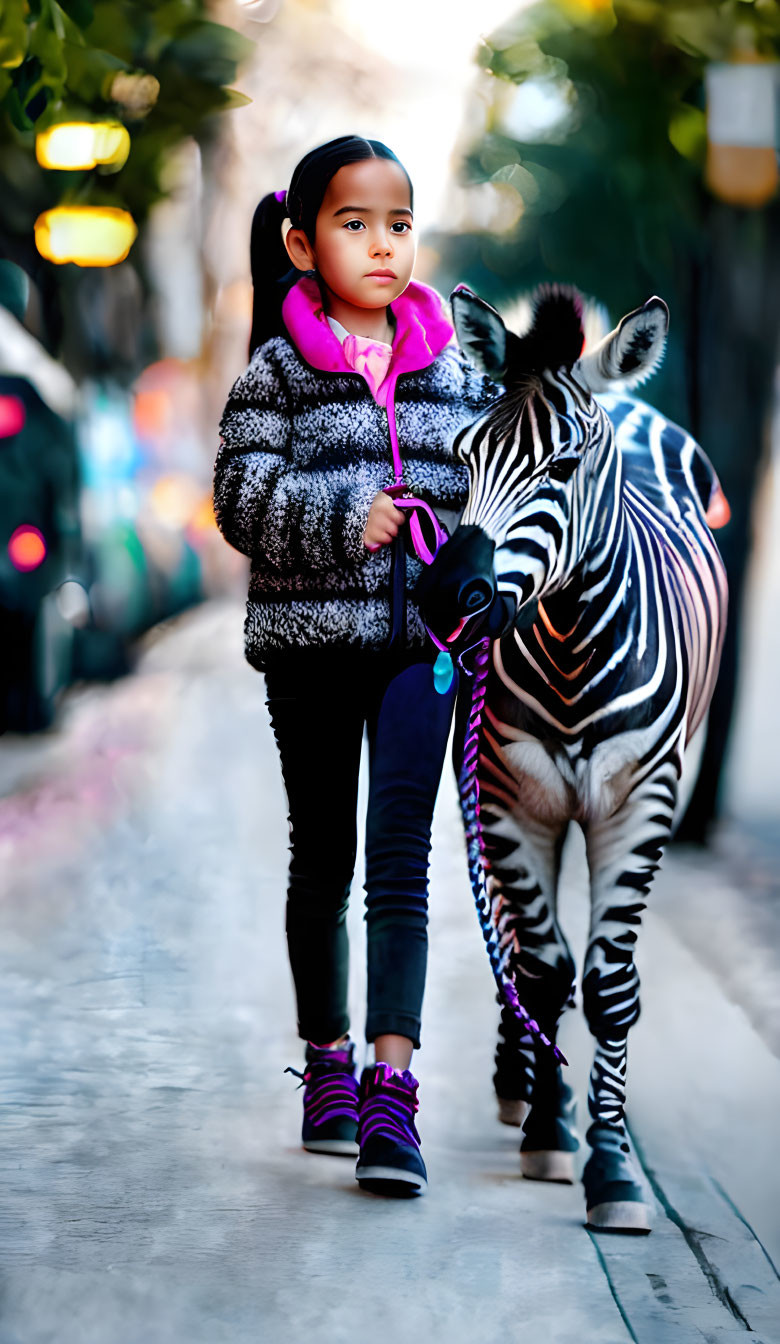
358, 1063, 421, 1147
285, 1046, 359, 1126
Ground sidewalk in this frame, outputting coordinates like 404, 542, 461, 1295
0, 600, 777, 1343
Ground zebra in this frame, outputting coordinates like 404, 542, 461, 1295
417, 284, 728, 1233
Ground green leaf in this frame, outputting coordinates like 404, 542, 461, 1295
62, 38, 126, 102
0, 0, 28, 69
4, 83, 36, 130
56, 0, 95, 29
668, 102, 706, 161
28, 20, 68, 86
211, 86, 252, 111
160, 20, 254, 86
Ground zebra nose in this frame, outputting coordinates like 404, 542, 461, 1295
458, 575, 495, 614
416, 524, 497, 641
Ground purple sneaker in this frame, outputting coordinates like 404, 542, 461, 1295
355, 1063, 427, 1197
285, 1041, 359, 1156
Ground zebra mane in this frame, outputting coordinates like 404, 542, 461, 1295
490, 373, 544, 435
513, 284, 586, 375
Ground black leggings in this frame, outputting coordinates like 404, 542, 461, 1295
264, 648, 457, 1050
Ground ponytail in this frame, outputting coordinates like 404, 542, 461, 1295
248, 190, 300, 360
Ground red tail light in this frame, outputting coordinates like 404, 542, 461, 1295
8, 525, 47, 572
0, 395, 25, 438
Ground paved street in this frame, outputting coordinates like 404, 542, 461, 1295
0, 600, 778, 1344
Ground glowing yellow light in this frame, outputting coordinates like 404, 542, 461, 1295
35, 122, 131, 171
556, 0, 615, 19
34, 207, 138, 267
191, 495, 217, 532
8, 525, 47, 573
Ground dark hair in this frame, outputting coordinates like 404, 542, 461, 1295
248, 134, 414, 359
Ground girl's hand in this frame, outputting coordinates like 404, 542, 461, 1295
363, 491, 408, 552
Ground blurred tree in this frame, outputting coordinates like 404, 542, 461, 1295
431, 0, 780, 842
0, 0, 254, 381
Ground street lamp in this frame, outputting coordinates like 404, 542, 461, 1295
36, 121, 131, 172
34, 206, 138, 267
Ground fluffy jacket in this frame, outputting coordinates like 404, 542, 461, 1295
214, 274, 504, 670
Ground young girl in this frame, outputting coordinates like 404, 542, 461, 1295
213, 134, 503, 1198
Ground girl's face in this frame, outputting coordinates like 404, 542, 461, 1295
285, 158, 416, 310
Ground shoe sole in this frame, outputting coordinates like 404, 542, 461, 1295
497, 1097, 529, 1128
586, 1200, 653, 1234
355, 1164, 427, 1197
520, 1150, 576, 1183
303, 1139, 360, 1157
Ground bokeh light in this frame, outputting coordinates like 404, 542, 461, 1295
0, 393, 25, 437
8, 524, 47, 572
149, 474, 203, 530
35, 122, 131, 172
34, 206, 138, 267
55, 579, 91, 627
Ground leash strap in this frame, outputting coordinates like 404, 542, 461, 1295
452, 634, 568, 1066
387, 532, 407, 648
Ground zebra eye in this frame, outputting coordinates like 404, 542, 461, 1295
546, 454, 579, 483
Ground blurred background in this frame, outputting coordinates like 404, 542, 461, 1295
1, 0, 778, 852
1, 6, 780, 1325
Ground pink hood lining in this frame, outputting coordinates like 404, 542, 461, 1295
281, 273, 455, 488
281, 273, 454, 379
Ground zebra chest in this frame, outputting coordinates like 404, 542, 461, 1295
487, 611, 668, 823
490, 722, 655, 825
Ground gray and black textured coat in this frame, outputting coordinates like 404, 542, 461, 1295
213, 276, 503, 671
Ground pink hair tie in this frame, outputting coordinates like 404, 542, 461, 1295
274, 189, 287, 203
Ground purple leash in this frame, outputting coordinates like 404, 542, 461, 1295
453, 633, 567, 1066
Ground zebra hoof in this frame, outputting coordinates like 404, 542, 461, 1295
583, 1124, 652, 1234
586, 1200, 653, 1234
497, 1097, 529, 1128
520, 1071, 579, 1157
521, 1149, 575, 1183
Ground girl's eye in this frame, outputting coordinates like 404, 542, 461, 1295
342, 219, 412, 233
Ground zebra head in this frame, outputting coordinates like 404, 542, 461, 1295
418, 283, 669, 647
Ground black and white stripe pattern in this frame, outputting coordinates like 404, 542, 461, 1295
444, 287, 727, 1163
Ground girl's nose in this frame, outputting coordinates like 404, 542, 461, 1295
370, 231, 393, 256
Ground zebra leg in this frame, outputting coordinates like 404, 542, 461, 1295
581, 772, 677, 1233
519, 1042, 580, 1183
481, 806, 577, 1172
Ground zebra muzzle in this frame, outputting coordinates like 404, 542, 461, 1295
416, 525, 512, 646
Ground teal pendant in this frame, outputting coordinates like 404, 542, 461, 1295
433, 650, 454, 695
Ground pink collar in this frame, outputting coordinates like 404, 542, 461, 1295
281, 274, 454, 381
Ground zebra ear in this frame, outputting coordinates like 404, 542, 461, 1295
574, 297, 669, 392
450, 285, 507, 381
